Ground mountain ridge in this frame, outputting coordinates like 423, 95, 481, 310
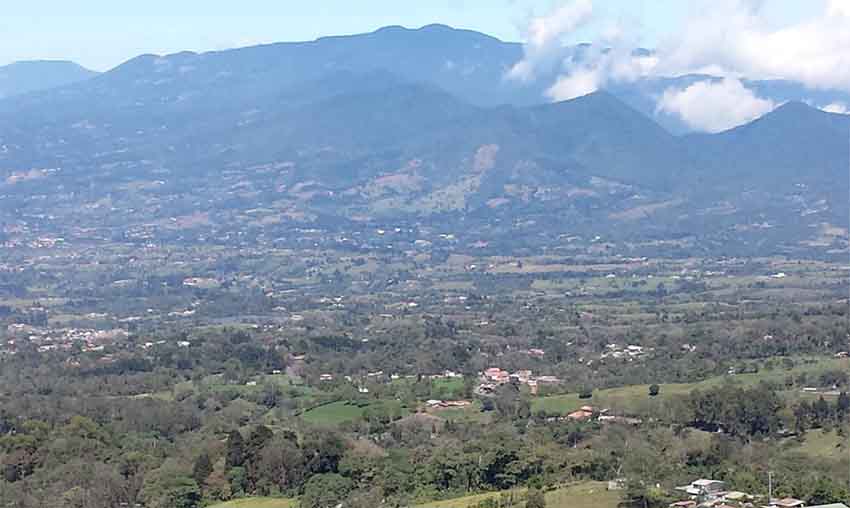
0, 60, 98, 99
0, 26, 847, 255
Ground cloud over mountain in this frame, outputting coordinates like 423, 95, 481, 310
656, 78, 777, 133
507, 0, 593, 82
509, 0, 850, 131
657, 0, 850, 91
821, 102, 849, 115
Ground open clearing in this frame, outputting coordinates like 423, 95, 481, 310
208, 497, 295, 508
300, 400, 366, 425
533, 357, 847, 415
414, 481, 619, 508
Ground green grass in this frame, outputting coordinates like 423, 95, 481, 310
414, 482, 619, 508
300, 399, 411, 426
415, 491, 506, 508
300, 401, 365, 425
431, 377, 465, 398
533, 357, 848, 416
545, 481, 621, 508
786, 429, 849, 461
207, 497, 295, 508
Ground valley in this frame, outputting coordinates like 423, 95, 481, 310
0, 18, 849, 508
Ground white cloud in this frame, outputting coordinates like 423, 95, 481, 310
547, 67, 601, 101
510, 0, 850, 117
656, 78, 777, 133
821, 102, 849, 114
656, 0, 850, 92
544, 46, 657, 101
507, 0, 593, 82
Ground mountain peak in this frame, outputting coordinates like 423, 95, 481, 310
0, 60, 98, 98
543, 89, 644, 118
770, 100, 817, 116
418, 23, 457, 32
742, 99, 846, 130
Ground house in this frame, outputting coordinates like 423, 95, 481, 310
676, 479, 726, 499
607, 478, 627, 491
319, 374, 334, 381
771, 498, 806, 508
484, 368, 509, 384
427, 400, 472, 410
598, 415, 642, 425
722, 491, 752, 503
477, 383, 497, 395
668, 502, 697, 508
567, 406, 596, 421
626, 345, 645, 355
527, 348, 546, 358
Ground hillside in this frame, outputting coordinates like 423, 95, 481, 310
0, 60, 97, 98
0, 26, 847, 257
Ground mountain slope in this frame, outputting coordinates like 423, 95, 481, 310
684, 102, 850, 187
0, 28, 847, 256
0, 60, 98, 99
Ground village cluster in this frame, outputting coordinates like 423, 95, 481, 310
4, 323, 128, 354
478, 366, 561, 395
665, 479, 846, 508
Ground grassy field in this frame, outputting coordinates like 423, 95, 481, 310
785, 429, 849, 461
415, 491, 507, 508
208, 497, 295, 508
414, 481, 619, 508
533, 357, 848, 416
300, 401, 365, 425
545, 481, 621, 508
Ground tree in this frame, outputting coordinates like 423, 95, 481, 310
141, 464, 202, 508
300, 473, 354, 508
813, 396, 831, 426
579, 387, 593, 399
258, 435, 305, 493
225, 430, 245, 469
303, 431, 347, 475
527, 487, 547, 508
621, 481, 670, 508
192, 452, 213, 487
807, 477, 848, 506
648, 384, 660, 397
245, 425, 275, 491
837, 391, 850, 419
247, 425, 275, 457
794, 401, 812, 433
481, 398, 496, 412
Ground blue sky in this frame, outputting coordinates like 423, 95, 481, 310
0, 0, 824, 71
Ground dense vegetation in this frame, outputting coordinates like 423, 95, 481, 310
1, 308, 850, 508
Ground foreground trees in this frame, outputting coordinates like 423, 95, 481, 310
686, 383, 782, 438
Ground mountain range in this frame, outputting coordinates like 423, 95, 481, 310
0, 25, 847, 257
0, 60, 98, 99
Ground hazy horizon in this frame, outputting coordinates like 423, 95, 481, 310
1, 1, 822, 71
